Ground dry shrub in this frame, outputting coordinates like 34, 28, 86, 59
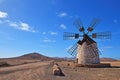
0, 61, 10, 67
52, 63, 65, 76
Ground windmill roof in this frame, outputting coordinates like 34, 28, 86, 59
77, 34, 96, 45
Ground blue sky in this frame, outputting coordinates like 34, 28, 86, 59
0, 0, 120, 59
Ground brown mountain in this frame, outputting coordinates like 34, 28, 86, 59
17, 52, 53, 61
100, 57, 117, 61
0, 52, 118, 61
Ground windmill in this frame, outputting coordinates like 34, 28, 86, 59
63, 18, 111, 65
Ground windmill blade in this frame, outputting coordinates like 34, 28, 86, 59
63, 32, 81, 40
68, 43, 78, 57
92, 31, 111, 39
98, 49, 102, 55
74, 18, 85, 33
87, 18, 101, 33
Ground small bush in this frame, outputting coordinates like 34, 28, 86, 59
23, 62, 28, 64
0, 61, 10, 67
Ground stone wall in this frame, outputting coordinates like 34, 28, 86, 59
77, 42, 100, 64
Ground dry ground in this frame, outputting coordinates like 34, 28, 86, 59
0, 59, 41, 66
0, 60, 120, 80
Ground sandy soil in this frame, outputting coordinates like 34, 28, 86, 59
0, 60, 120, 80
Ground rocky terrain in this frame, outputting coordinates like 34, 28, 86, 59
0, 52, 120, 80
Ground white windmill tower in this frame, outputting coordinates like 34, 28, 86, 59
63, 18, 111, 66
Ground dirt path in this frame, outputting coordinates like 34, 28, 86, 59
0, 61, 51, 80
45, 61, 120, 80
0, 61, 120, 80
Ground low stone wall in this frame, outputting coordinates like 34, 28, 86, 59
76, 63, 111, 68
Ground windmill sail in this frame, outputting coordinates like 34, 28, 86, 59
92, 31, 111, 39
63, 32, 80, 40
68, 43, 78, 57
74, 18, 85, 33
87, 18, 100, 33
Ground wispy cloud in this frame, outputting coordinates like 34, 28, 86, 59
49, 31, 57, 35
19, 22, 35, 32
58, 12, 68, 17
43, 38, 56, 43
0, 11, 36, 32
9, 22, 18, 27
42, 31, 58, 35
113, 19, 118, 23
60, 24, 67, 29
99, 46, 113, 52
102, 46, 113, 49
42, 32, 46, 35
7, 21, 36, 32
0, 11, 8, 18
58, 12, 73, 18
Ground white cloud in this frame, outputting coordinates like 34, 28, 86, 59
49, 31, 57, 35
0, 19, 10, 25
9, 22, 18, 27
0, 11, 8, 18
58, 12, 73, 18
7, 21, 36, 32
99, 46, 113, 52
19, 22, 31, 31
102, 46, 113, 49
43, 38, 56, 43
113, 19, 118, 23
42, 32, 46, 35
0, 11, 35, 32
60, 24, 67, 29
4, 19, 10, 23
42, 31, 57, 35
20, 22, 36, 32
58, 12, 67, 17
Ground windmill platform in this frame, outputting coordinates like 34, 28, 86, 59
75, 63, 111, 68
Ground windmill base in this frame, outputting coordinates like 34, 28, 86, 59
75, 63, 111, 68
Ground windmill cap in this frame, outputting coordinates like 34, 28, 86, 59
77, 34, 96, 45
